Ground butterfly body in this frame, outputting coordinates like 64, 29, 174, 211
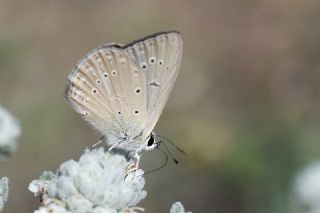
65, 31, 183, 158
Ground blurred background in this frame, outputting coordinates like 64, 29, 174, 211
1, 0, 320, 212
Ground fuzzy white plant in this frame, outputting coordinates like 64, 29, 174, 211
29, 148, 146, 213
291, 161, 320, 213
29, 148, 191, 213
0, 177, 9, 212
0, 105, 21, 160
170, 202, 190, 213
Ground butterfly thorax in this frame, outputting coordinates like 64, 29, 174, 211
105, 128, 150, 153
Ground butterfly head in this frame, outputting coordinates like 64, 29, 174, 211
144, 133, 160, 151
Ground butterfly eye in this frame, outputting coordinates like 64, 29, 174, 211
147, 135, 154, 147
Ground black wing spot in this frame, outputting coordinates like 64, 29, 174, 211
141, 63, 148, 70
148, 81, 160, 87
149, 57, 156, 64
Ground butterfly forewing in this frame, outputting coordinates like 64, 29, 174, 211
124, 32, 183, 138
66, 46, 147, 141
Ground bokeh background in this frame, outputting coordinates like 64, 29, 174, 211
1, 0, 320, 212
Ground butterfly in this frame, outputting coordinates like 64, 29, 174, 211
65, 31, 183, 168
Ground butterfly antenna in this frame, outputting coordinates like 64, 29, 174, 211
142, 147, 169, 176
157, 135, 187, 155
161, 142, 181, 166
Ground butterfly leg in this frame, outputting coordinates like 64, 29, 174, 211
124, 207, 145, 212
107, 139, 122, 152
85, 136, 104, 149
125, 152, 141, 175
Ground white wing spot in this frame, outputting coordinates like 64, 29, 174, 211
170, 37, 176, 43
147, 41, 154, 46
120, 58, 126, 64
138, 46, 144, 51
83, 111, 89, 116
161, 36, 166, 43
89, 68, 96, 75
149, 57, 156, 64
96, 57, 102, 63
133, 69, 139, 74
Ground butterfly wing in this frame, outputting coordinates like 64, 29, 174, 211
65, 45, 147, 144
124, 31, 183, 138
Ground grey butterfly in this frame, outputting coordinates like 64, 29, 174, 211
65, 31, 183, 168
